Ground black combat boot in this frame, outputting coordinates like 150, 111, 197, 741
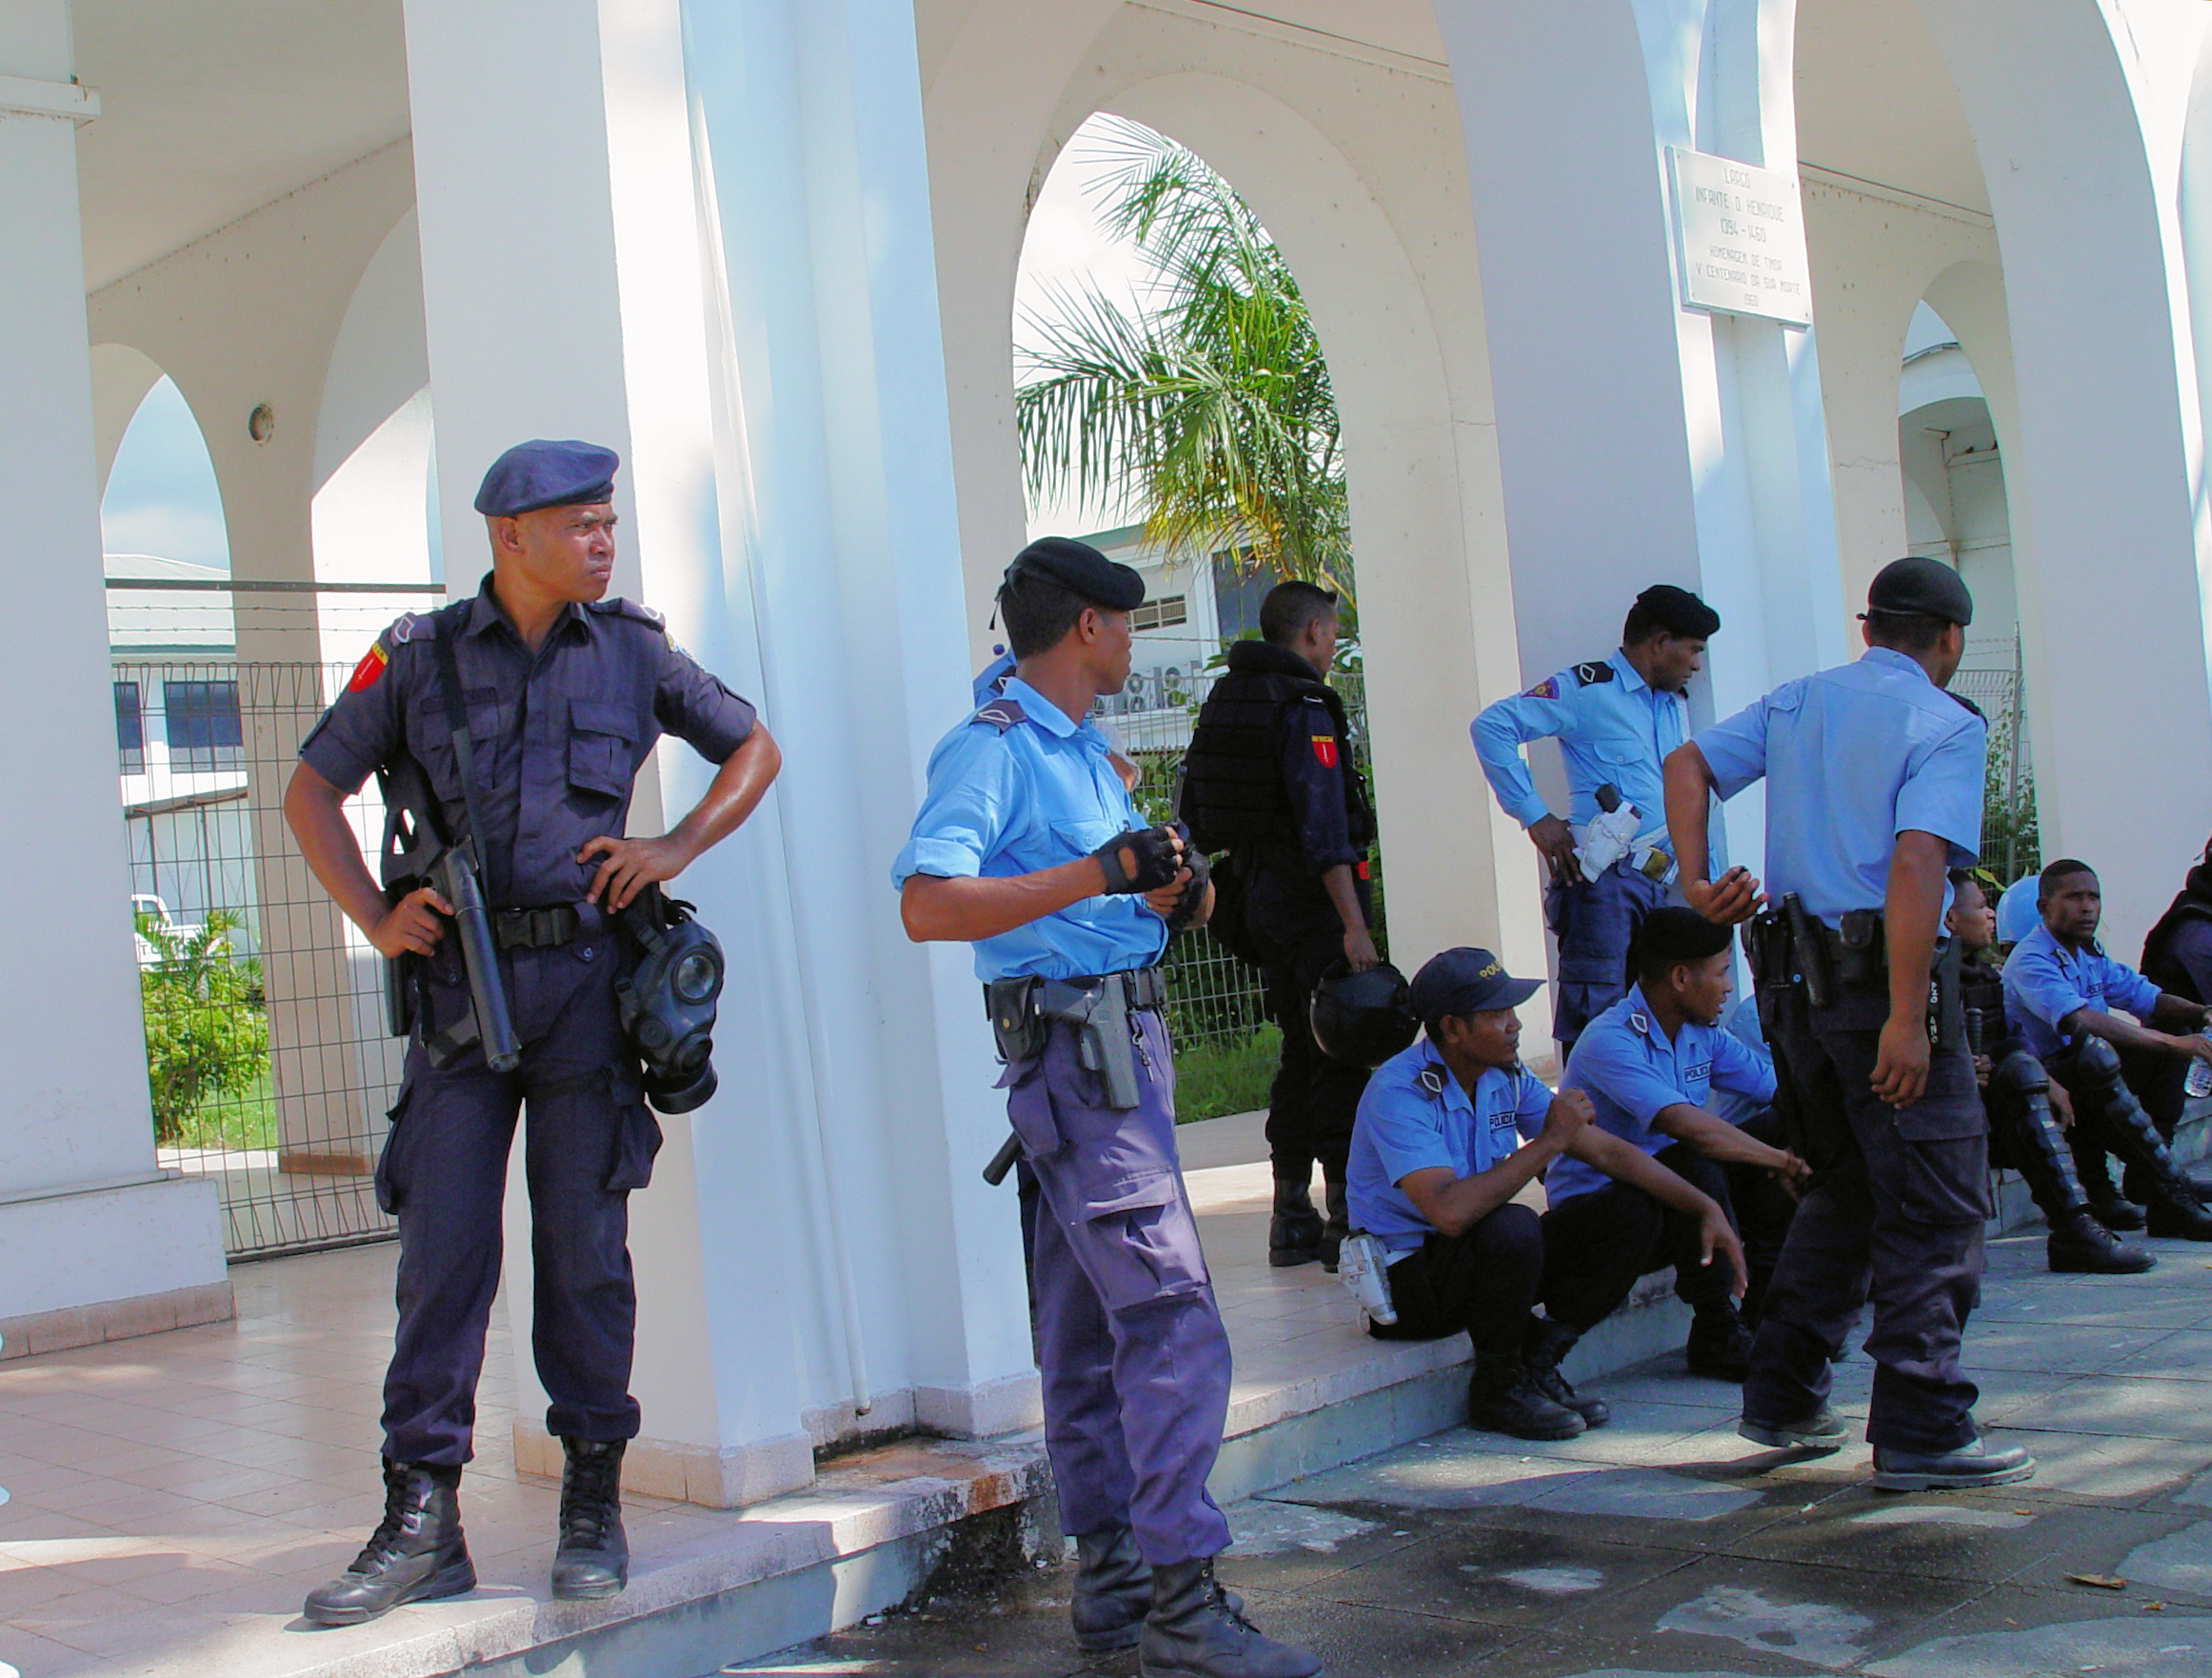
1871, 1436, 2036, 1491
1071, 1526, 1152, 1652
1267, 1179, 1324, 1268
1522, 1318, 1609, 1428
302, 1459, 474, 1626
1684, 1301, 1755, 1382
550, 1437, 629, 1600
1318, 1181, 1349, 1274
2048, 1208, 2154, 1273
1138, 1556, 1321, 1678
2070, 1044, 2212, 1240
2075, 1144, 2146, 1230
1467, 1351, 1583, 1441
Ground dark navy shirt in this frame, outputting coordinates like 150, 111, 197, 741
300, 574, 757, 909
1275, 685, 1360, 873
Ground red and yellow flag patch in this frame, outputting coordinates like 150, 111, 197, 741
1309, 734, 1338, 769
348, 640, 389, 691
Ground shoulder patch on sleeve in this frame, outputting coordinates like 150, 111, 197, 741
1524, 676, 1560, 700
971, 697, 1027, 732
1573, 660, 1616, 687
347, 613, 417, 691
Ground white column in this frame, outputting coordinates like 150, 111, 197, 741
0, 0, 227, 1345
1434, 0, 1848, 882
683, 0, 1039, 1439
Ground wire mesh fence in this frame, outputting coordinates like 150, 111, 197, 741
120, 655, 406, 1259
1950, 637, 2039, 885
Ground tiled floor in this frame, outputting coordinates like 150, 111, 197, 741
0, 1110, 1388, 1678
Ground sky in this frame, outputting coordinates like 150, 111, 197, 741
99, 112, 1157, 571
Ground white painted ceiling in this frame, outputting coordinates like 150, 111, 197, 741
1795, 0, 1990, 214
72, 0, 410, 290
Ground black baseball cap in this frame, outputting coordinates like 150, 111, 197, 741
1410, 948, 1543, 1028
1864, 556, 1973, 627
1004, 536, 1146, 611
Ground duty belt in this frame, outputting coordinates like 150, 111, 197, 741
490, 905, 582, 949
982, 966, 1165, 1109
1627, 846, 1676, 885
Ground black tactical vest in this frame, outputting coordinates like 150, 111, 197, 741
1180, 638, 1376, 854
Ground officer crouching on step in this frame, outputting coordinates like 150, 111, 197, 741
283, 440, 780, 1624
895, 537, 1321, 1678
1664, 555, 2033, 1493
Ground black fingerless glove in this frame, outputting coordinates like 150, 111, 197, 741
1165, 849, 1212, 933
1092, 824, 1185, 894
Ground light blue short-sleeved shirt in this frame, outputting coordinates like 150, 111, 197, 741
1546, 986, 1779, 1205
1471, 649, 1686, 848
1347, 1038, 1555, 1259
1692, 647, 1985, 929
1707, 997, 1775, 1129
2001, 922, 2163, 1059
891, 677, 1167, 983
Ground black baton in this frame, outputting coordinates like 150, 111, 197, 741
983, 1132, 1022, 1186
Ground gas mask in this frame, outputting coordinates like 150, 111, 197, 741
615, 888, 725, 1114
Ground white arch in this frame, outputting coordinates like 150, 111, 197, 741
313, 207, 430, 495
89, 342, 165, 496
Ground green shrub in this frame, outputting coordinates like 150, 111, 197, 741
1174, 1025, 1280, 1123
139, 909, 269, 1144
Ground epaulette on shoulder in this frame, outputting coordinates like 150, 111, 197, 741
588, 597, 666, 628
1950, 690, 1986, 720
971, 696, 1026, 733
1572, 659, 1616, 687
1416, 1064, 1447, 1099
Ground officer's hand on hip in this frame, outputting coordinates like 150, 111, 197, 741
370, 885, 453, 959
1684, 866, 1763, 926
1541, 1088, 1595, 1149
1525, 813, 1580, 884
579, 833, 695, 911
1871, 1012, 1931, 1109
1343, 926, 1380, 972
1698, 1208, 1748, 1298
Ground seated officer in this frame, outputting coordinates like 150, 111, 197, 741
1542, 909, 1806, 1385
2003, 859, 2212, 1238
1950, 869, 2150, 1273
1348, 948, 1744, 1442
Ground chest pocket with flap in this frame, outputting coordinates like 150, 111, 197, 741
568, 700, 638, 800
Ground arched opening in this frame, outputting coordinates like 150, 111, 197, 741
1011, 110, 1364, 1113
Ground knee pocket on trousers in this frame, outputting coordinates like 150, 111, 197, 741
1893, 1133, 1993, 1225
1066, 1178, 1210, 1313
375, 1086, 416, 1216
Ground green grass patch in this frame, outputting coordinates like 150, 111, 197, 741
1174, 1025, 1279, 1123
161, 1068, 278, 1153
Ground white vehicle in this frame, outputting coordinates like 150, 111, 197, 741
130, 894, 202, 967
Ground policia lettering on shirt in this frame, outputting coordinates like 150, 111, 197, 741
894, 537, 1322, 1678
282, 441, 782, 1625
1664, 555, 2035, 1493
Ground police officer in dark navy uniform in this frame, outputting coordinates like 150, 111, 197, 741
1665, 556, 2034, 1492
897, 538, 1320, 1678
1181, 581, 1378, 1271
284, 440, 781, 1623
1474, 585, 1721, 1056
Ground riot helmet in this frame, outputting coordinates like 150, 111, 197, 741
1309, 959, 1418, 1068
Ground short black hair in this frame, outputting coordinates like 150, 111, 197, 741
1947, 867, 1986, 906
997, 569, 1090, 659
1260, 579, 1339, 647
1863, 609, 1950, 653
2039, 858, 2096, 904
1628, 906, 1732, 989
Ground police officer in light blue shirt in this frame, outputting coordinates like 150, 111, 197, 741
895, 538, 1319, 1678
1346, 947, 1743, 1444
2001, 858, 2212, 1238
1472, 585, 1720, 1051
1544, 910, 1803, 1386
1666, 556, 2033, 1493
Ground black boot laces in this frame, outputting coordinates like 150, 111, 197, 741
1200, 1560, 1259, 1635
352, 1466, 428, 1572
561, 1448, 623, 1548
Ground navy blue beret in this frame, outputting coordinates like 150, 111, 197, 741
1004, 536, 1146, 611
473, 439, 621, 517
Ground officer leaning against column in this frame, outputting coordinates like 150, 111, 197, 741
1664, 555, 2033, 1491
1472, 585, 1722, 1056
283, 441, 781, 1623
895, 537, 1321, 1678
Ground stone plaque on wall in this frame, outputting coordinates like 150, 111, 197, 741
1668, 147, 1812, 328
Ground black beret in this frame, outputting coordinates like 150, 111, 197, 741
474, 439, 620, 517
1635, 583, 1721, 638
1005, 536, 1146, 611
1865, 555, 1973, 626
1633, 906, 1734, 968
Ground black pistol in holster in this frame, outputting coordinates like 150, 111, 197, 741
1037, 978, 1142, 1110
376, 751, 522, 1074
1781, 893, 1836, 1010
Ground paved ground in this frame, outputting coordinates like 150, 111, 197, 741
727, 1229, 2212, 1678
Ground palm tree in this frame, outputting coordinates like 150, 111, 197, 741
1015, 118, 1353, 600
